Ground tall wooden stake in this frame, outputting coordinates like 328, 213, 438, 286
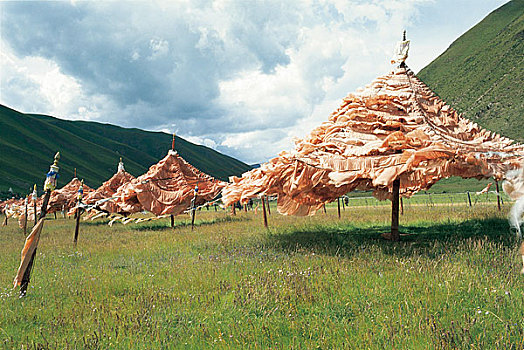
20, 152, 60, 297
3, 207, 8, 226
261, 197, 268, 228
391, 179, 400, 241
495, 180, 501, 211
337, 197, 341, 219
73, 180, 84, 244
170, 214, 175, 228
74, 207, 82, 244
232, 203, 236, 216
191, 200, 196, 231
323, 204, 327, 214
33, 185, 38, 227
400, 197, 404, 215
265, 196, 271, 215
23, 197, 28, 236
467, 191, 472, 207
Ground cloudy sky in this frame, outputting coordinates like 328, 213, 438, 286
0, 0, 508, 164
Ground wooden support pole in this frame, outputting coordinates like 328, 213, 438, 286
265, 196, 271, 215
323, 204, 327, 214
400, 197, 404, 215
74, 207, 82, 244
74, 180, 84, 244
3, 209, 7, 226
33, 200, 37, 227
337, 197, 341, 219
232, 203, 236, 216
244, 204, 247, 213
191, 201, 196, 231
20, 152, 60, 297
495, 180, 501, 211
390, 179, 400, 241
467, 191, 472, 207
342, 197, 346, 211
54, 212, 57, 220
170, 214, 175, 228
23, 198, 28, 236
261, 197, 268, 229
20, 188, 52, 297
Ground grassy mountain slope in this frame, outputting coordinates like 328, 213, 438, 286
418, 0, 523, 143
0, 104, 251, 195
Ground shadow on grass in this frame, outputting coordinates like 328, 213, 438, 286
266, 217, 518, 258
130, 215, 251, 231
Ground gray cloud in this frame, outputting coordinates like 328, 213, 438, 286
0, 0, 508, 164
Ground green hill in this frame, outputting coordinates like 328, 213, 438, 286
0, 104, 251, 196
418, 0, 523, 143
415, 0, 523, 194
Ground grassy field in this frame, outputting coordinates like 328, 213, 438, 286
0, 197, 523, 349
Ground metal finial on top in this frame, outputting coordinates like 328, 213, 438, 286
118, 157, 125, 172
391, 30, 410, 66
169, 133, 177, 156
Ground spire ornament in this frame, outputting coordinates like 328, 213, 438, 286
391, 30, 410, 66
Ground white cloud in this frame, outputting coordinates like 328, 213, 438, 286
0, 0, 509, 164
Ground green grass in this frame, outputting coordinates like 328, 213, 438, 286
1, 196, 523, 349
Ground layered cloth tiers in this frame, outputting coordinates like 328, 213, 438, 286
222, 66, 524, 216
114, 151, 226, 216
83, 169, 136, 214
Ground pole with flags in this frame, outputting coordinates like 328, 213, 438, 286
14, 152, 60, 297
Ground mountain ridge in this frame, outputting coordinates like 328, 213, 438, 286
0, 104, 251, 196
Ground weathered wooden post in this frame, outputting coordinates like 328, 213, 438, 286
32, 185, 37, 227
400, 197, 404, 215
495, 180, 501, 211
73, 180, 84, 244
467, 191, 472, 207
16, 152, 60, 297
261, 196, 268, 229
2, 205, 8, 226
23, 196, 28, 235
390, 178, 401, 241
265, 196, 271, 215
337, 197, 341, 219
170, 215, 175, 228
232, 203, 236, 216
323, 204, 327, 214
191, 184, 198, 231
